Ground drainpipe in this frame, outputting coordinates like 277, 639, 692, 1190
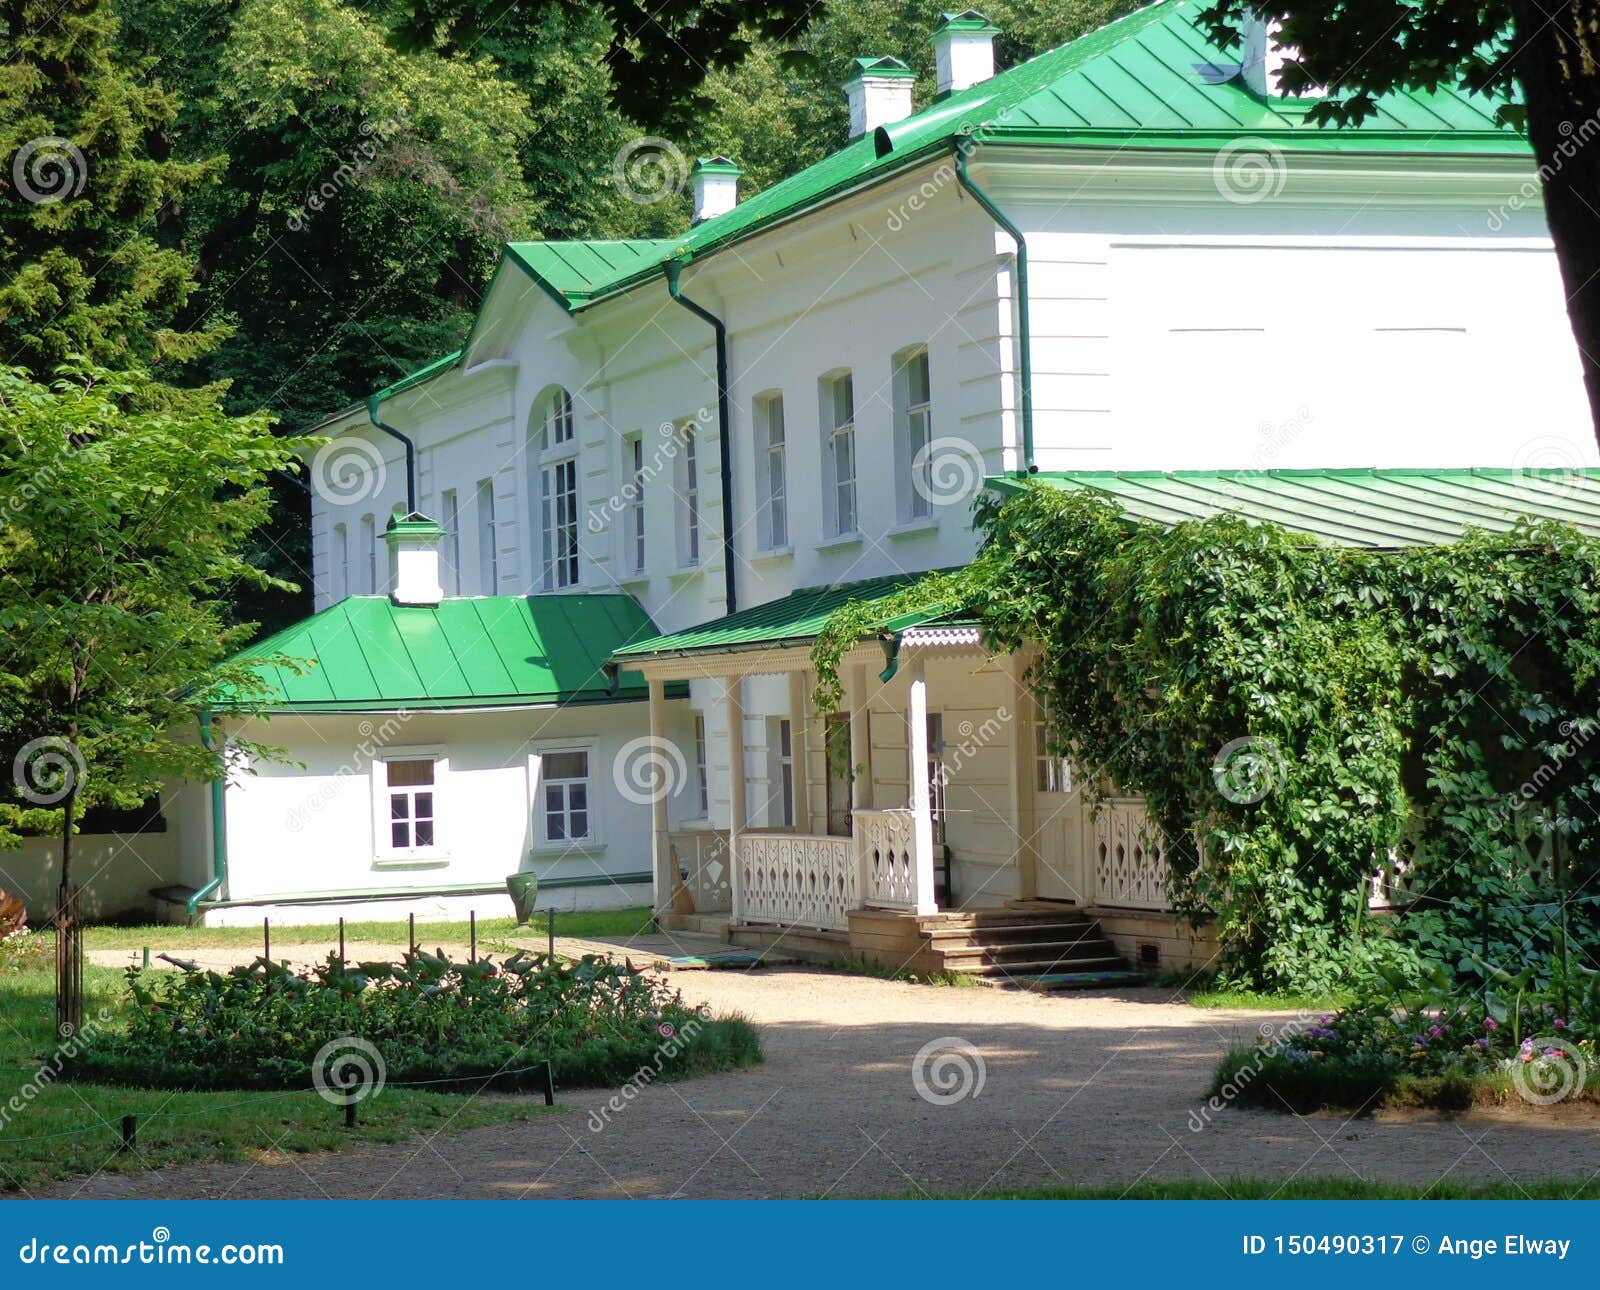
366, 394, 418, 514
955, 144, 1035, 474
186, 711, 228, 917
664, 259, 738, 615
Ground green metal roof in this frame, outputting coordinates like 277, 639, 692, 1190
225, 594, 676, 713
991, 469, 1600, 547
345, 0, 1529, 409
612, 572, 964, 659
496, 0, 1525, 316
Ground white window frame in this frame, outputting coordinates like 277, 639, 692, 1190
539, 389, 581, 590
440, 488, 461, 595
331, 522, 348, 601
1035, 724, 1073, 795
625, 434, 646, 574
677, 420, 701, 567
371, 747, 449, 866
893, 345, 934, 521
529, 742, 600, 851
693, 714, 710, 818
475, 478, 497, 594
766, 717, 794, 828
360, 513, 376, 593
755, 392, 788, 550
819, 372, 857, 538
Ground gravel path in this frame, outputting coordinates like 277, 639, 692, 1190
36, 963, 1600, 1199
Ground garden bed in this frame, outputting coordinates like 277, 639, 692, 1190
1210, 970, 1598, 1115
69, 948, 760, 1095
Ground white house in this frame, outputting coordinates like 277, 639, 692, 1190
17, 1, 1597, 963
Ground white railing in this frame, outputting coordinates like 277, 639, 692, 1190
738, 831, 859, 931
669, 829, 731, 914
856, 808, 918, 909
1092, 798, 1171, 911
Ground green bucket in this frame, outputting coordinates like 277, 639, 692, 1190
505, 871, 540, 925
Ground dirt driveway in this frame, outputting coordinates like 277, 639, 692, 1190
36, 961, 1600, 1199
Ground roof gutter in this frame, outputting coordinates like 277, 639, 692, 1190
366, 393, 418, 514
955, 143, 1035, 475
664, 259, 738, 615
187, 711, 227, 917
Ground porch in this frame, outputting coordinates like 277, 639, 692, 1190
611, 577, 1210, 977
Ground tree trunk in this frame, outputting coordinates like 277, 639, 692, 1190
1512, 0, 1600, 446
55, 778, 82, 1040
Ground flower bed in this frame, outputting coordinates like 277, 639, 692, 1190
70, 948, 760, 1093
1212, 966, 1599, 1114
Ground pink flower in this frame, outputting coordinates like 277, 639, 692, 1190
1484, 1018, 1499, 1032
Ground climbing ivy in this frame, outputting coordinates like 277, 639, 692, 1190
810, 483, 1600, 991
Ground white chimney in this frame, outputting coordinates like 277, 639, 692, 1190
932, 11, 998, 97
386, 513, 445, 607
691, 156, 742, 224
845, 57, 915, 139
1242, 12, 1317, 98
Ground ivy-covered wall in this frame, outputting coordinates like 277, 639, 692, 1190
813, 484, 1600, 990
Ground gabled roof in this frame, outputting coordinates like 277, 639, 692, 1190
496, 0, 1525, 316
347, 0, 1529, 410
224, 594, 676, 713
990, 468, 1600, 547
612, 572, 966, 659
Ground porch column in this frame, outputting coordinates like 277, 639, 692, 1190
788, 669, 812, 832
1011, 654, 1040, 902
906, 656, 938, 915
726, 676, 747, 922
848, 662, 873, 811
647, 677, 673, 916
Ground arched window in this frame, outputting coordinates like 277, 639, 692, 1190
536, 387, 579, 589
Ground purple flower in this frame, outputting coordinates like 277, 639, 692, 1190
1484, 1018, 1499, 1032
1428, 1025, 1443, 1039
1475, 1037, 1491, 1050
1520, 1037, 1536, 1055
1554, 1018, 1568, 1031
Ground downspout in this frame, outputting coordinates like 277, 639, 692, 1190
664, 259, 738, 615
955, 144, 1035, 475
187, 711, 227, 917
366, 394, 418, 514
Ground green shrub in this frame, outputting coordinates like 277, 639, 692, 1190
71, 948, 760, 1092
1211, 960, 1599, 1113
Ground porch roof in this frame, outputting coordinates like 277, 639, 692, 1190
611, 571, 970, 662
219, 594, 677, 713
989, 468, 1600, 547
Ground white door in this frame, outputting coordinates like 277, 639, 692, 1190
1032, 740, 1088, 903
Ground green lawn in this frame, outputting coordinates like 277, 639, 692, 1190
0, 961, 548, 1194
1153, 971, 1351, 1013
914, 1178, 1600, 1199
79, 906, 656, 954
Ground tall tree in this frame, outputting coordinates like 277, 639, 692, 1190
1201, 2, 1600, 446
0, 363, 300, 1032
0, 0, 220, 377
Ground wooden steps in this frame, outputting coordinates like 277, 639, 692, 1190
854, 905, 1140, 982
